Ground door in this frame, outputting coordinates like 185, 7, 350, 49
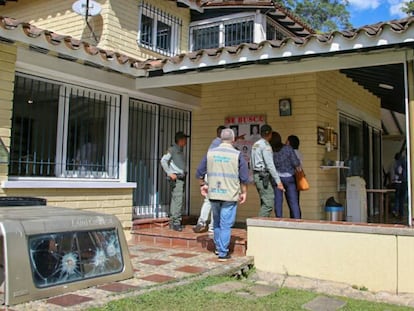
127, 99, 191, 219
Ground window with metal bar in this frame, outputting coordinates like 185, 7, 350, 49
266, 19, 287, 41
190, 17, 254, 51
192, 26, 220, 51
127, 99, 191, 219
138, 1, 182, 56
9, 75, 120, 180
224, 20, 254, 47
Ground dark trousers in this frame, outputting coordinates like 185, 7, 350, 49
393, 182, 407, 217
274, 175, 301, 219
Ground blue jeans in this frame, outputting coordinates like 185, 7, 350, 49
211, 200, 237, 257
274, 175, 301, 219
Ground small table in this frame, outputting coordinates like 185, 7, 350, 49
366, 189, 396, 223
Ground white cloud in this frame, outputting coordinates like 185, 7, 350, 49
348, 0, 381, 10
388, 0, 408, 18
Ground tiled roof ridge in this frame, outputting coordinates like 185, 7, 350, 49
184, 16, 414, 54
162, 16, 414, 72
271, 2, 315, 34
1, 15, 414, 77
0, 16, 166, 74
198, 0, 315, 34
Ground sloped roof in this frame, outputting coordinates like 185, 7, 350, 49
0, 16, 147, 77
159, 17, 414, 74
1, 16, 414, 79
198, 0, 314, 36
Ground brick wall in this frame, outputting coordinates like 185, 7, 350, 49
314, 71, 380, 218
190, 70, 380, 222
0, 42, 133, 230
0, 43, 16, 196
4, 188, 133, 229
1, 0, 191, 60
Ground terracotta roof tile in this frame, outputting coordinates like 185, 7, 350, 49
0, 16, 151, 76
1, 15, 414, 77
160, 16, 414, 74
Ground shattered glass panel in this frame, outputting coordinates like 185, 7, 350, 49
29, 229, 123, 288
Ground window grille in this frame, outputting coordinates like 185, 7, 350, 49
192, 25, 220, 51
9, 74, 120, 180
190, 17, 254, 51
127, 99, 191, 219
138, 1, 182, 56
266, 18, 288, 41
224, 20, 254, 47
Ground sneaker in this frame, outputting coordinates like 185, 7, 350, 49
172, 224, 183, 232
192, 222, 206, 233
218, 254, 231, 262
214, 250, 219, 256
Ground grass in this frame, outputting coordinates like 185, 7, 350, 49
88, 276, 414, 311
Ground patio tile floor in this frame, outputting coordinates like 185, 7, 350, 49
10, 242, 252, 311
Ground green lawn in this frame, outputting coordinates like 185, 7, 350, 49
88, 276, 414, 311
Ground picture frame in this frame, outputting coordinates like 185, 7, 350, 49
317, 126, 326, 145
279, 98, 292, 116
333, 132, 338, 149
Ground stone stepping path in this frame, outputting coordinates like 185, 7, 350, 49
204, 281, 279, 298
302, 296, 347, 311
205, 280, 348, 310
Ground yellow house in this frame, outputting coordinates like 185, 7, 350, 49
0, 1, 413, 231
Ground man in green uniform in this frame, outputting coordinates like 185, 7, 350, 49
251, 124, 284, 217
160, 131, 189, 231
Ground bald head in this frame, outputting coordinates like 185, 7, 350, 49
221, 128, 235, 143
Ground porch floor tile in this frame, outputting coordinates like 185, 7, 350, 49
97, 282, 139, 293
140, 259, 171, 266
170, 252, 199, 258
139, 274, 176, 283
175, 265, 207, 274
46, 294, 93, 307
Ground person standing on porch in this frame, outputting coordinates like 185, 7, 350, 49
391, 152, 407, 218
286, 135, 303, 166
196, 128, 249, 261
193, 125, 226, 233
160, 131, 190, 232
251, 124, 284, 217
271, 132, 302, 219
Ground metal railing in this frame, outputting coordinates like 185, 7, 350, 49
9, 74, 120, 179
128, 99, 191, 219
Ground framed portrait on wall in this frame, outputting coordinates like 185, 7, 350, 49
317, 127, 326, 145
279, 98, 292, 116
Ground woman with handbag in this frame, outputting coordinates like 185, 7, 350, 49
271, 132, 302, 219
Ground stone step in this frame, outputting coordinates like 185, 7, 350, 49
131, 222, 247, 256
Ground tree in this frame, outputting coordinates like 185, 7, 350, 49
402, 1, 414, 15
274, 0, 352, 32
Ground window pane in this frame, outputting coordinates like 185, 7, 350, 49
339, 116, 363, 188
156, 20, 171, 52
65, 90, 117, 179
140, 15, 153, 46
225, 20, 254, 46
266, 22, 286, 41
9, 76, 59, 177
192, 26, 220, 50
29, 229, 123, 288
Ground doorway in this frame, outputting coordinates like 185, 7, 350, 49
127, 99, 191, 219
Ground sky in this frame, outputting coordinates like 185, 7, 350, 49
349, 0, 409, 27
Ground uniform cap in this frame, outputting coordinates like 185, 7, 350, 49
260, 124, 272, 135
175, 131, 190, 141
